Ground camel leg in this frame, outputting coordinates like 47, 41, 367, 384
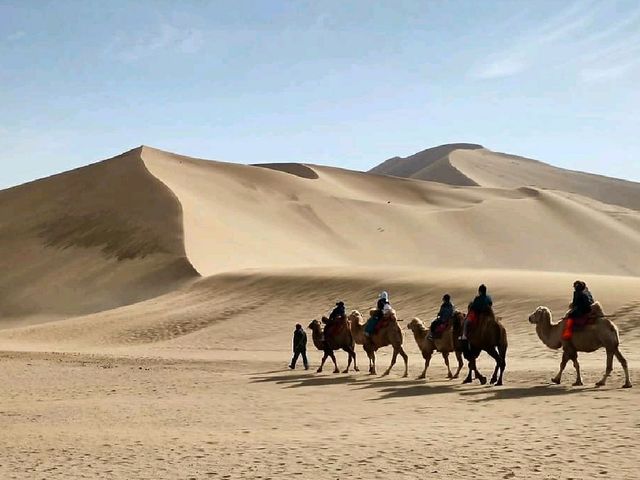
329, 351, 340, 374
317, 352, 329, 373
342, 347, 358, 374
442, 352, 453, 379
418, 352, 432, 380
462, 363, 473, 384
485, 348, 501, 385
342, 348, 352, 374
614, 348, 632, 388
570, 351, 583, 386
463, 355, 486, 385
453, 351, 464, 379
399, 346, 409, 378
352, 348, 359, 373
497, 342, 507, 386
367, 349, 377, 375
486, 347, 506, 386
552, 350, 570, 384
596, 349, 614, 387
382, 349, 398, 377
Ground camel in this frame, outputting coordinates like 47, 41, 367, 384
307, 318, 358, 374
407, 318, 464, 380
451, 310, 508, 386
348, 310, 408, 377
528, 304, 632, 388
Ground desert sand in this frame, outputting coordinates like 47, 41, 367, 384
1, 145, 639, 479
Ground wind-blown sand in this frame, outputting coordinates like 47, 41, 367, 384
1, 146, 639, 479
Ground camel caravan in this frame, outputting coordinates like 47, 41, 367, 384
293, 281, 632, 389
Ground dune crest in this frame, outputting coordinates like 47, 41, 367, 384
371, 144, 640, 211
0, 147, 197, 320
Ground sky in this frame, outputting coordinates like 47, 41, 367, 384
1, 0, 639, 188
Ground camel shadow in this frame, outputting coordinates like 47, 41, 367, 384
458, 384, 599, 402
249, 372, 359, 388
371, 383, 462, 400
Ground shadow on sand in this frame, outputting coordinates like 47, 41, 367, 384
458, 384, 599, 402
250, 369, 609, 401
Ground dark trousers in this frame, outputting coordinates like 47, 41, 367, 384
291, 349, 308, 368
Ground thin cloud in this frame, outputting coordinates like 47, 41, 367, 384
6, 30, 26, 42
108, 23, 204, 62
580, 61, 639, 83
470, 0, 640, 83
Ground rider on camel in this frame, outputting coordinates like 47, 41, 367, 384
562, 280, 594, 341
460, 284, 493, 341
428, 294, 455, 340
365, 291, 392, 336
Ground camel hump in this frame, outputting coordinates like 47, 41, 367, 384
590, 302, 605, 318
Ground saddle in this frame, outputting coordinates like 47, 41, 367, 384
366, 309, 396, 334
322, 315, 348, 338
562, 302, 603, 341
466, 308, 495, 333
433, 319, 449, 338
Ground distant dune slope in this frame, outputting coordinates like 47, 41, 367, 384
141, 146, 640, 277
371, 144, 640, 211
2, 267, 640, 356
0, 148, 197, 320
3, 145, 640, 325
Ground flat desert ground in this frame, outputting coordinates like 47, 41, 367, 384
1, 146, 639, 479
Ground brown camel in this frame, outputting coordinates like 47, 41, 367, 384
348, 310, 408, 377
528, 304, 632, 388
451, 310, 508, 385
308, 318, 358, 374
407, 318, 464, 380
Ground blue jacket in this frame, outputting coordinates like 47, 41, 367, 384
437, 301, 455, 321
329, 304, 346, 321
470, 294, 493, 313
570, 290, 593, 318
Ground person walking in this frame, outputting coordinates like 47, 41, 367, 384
289, 323, 309, 370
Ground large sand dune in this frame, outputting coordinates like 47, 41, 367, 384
0, 148, 197, 322
371, 144, 640, 211
1, 145, 639, 479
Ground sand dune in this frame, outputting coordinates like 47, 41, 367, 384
139, 147, 640, 278
372, 144, 640, 210
1, 145, 639, 479
0, 147, 197, 321
2, 144, 640, 321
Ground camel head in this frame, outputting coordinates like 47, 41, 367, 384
308, 319, 323, 332
348, 310, 364, 326
528, 306, 551, 325
406, 318, 425, 333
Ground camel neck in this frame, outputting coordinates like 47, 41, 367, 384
536, 313, 562, 349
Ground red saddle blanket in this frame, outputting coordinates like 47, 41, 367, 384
434, 320, 449, 337
562, 315, 591, 341
374, 317, 391, 333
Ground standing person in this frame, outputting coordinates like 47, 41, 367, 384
562, 280, 595, 341
289, 323, 309, 370
461, 284, 493, 341
428, 294, 455, 340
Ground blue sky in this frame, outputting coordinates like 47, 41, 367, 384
1, 0, 639, 188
